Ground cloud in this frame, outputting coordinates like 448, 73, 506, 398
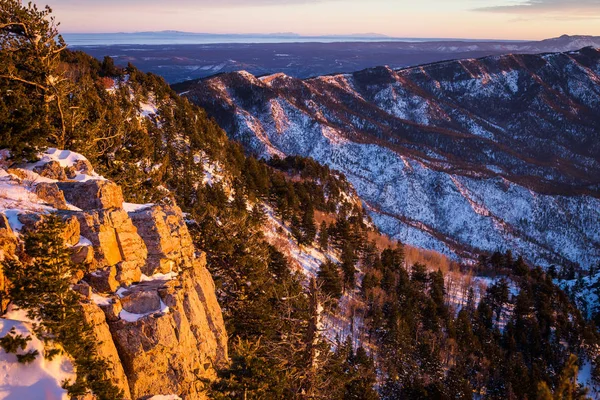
474, 0, 600, 18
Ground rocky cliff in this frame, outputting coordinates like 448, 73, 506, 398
180, 48, 600, 268
0, 148, 228, 399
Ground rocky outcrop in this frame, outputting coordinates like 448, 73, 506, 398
0, 213, 17, 313
109, 257, 226, 400
188, 254, 228, 367
58, 180, 124, 211
81, 301, 132, 399
33, 182, 68, 210
17, 212, 81, 247
1, 157, 228, 399
74, 209, 147, 286
129, 205, 195, 275
33, 160, 67, 181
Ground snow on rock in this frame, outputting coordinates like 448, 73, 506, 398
147, 395, 182, 400
0, 318, 75, 400
29, 148, 104, 182
119, 299, 170, 323
123, 202, 154, 213
140, 271, 179, 282
90, 292, 113, 307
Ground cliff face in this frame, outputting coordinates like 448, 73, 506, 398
0, 149, 228, 399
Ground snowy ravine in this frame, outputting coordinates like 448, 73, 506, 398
182, 48, 600, 268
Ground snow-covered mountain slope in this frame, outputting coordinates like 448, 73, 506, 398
179, 48, 600, 268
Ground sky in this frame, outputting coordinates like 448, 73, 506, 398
47, 0, 600, 40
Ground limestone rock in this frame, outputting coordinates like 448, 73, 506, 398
33, 182, 68, 210
0, 213, 16, 262
74, 159, 94, 175
129, 205, 195, 275
119, 282, 163, 315
65, 166, 78, 180
87, 266, 119, 293
0, 213, 17, 313
18, 213, 80, 246
61, 214, 81, 246
81, 301, 132, 399
73, 282, 92, 299
74, 209, 147, 282
188, 253, 228, 368
109, 276, 216, 400
71, 244, 94, 265
33, 161, 66, 181
5, 168, 28, 181
58, 180, 124, 210
98, 296, 123, 323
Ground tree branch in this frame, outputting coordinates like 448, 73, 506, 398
0, 74, 47, 91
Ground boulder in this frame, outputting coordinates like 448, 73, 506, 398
129, 205, 195, 275
57, 180, 124, 210
87, 266, 119, 293
71, 244, 94, 265
33, 161, 66, 181
119, 282, 163, 315
98, 296, 123, 323
74, 159, 94, 175
73, 282, 92, 299
5, 168, 28, 181
81, 301, 132, 399
65, 166, 78, 180
33, 182, 68, 210
115, 261, 142, 287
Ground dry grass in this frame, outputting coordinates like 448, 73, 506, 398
314, 210, 336, 226
404, 245, 457, 273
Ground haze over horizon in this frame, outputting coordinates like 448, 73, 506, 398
48, 0, 600, 40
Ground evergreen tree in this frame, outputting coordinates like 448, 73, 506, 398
318, 221, 329, 251
318, 260, 343, 301
0, 0, 69, 155
2, 215, 123, 399
300, 206, 317, 245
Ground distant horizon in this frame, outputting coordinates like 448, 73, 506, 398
45, 0, 600, 41
60, 31, 600, 44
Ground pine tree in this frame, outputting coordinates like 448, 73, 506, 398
300, 206, 317, 245
0, 0, 69, 155
2, 215, 123, 399
318, 221, 329, 251
318, 260, 343, 301
341, 243, 357, 292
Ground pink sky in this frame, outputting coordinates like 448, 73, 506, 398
49, 0, 600, 40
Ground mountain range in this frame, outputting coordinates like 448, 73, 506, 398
175, 47, 600, 268
75, 34, 600, 83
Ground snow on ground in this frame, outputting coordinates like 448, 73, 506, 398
147, 395, 182, 400
139, 100, 158, 118
0, 148, 108, 232
0, 318, 75, 400
557, 274, 600, 320
213, 67, 600, 268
